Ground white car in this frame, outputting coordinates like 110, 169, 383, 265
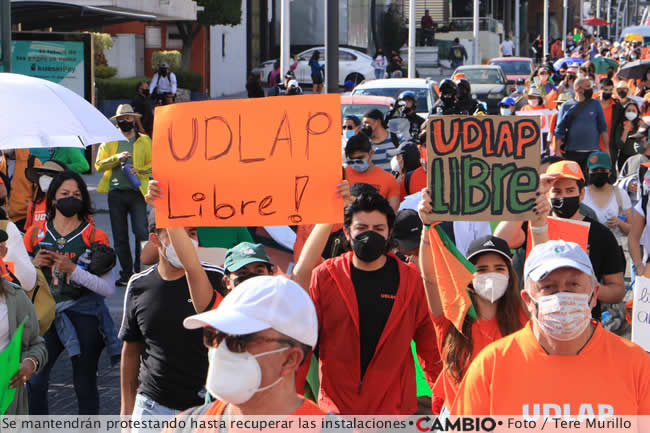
351, 78, 438, 118
254, 47, 375, 87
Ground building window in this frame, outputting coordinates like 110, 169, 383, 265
145, 26, 162, 49
166, 24, 184, 50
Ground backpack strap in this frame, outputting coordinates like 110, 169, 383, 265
404, 170, 414, 196
613, 186, 623, 217
390, 132, 400, 148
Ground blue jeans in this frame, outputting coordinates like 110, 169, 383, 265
28, 311, 104, 414
374, 68, 385, 79
108, 189, 148, 279
132, 393, 180, 433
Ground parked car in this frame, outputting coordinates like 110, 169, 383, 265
252, 47, 375, 87
341, 95, 395, 119
351, 78, 438, 118
488, 57, 534, 82
452, 65, 512, 114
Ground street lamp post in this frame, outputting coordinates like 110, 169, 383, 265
325, 0, 339, 93
543, 0, 549, 57
515, 0, 520, 56
562, 0, 568, 52
473, 0, 479, 64
280, 0, 290, 77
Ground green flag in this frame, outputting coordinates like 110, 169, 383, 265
0, 320, 25, 416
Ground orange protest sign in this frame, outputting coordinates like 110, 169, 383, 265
526, 216, 590, 258
152, 95, 343, 227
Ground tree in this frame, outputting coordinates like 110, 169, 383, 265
176, 0, 242, 71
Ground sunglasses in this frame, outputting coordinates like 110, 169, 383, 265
346, 159, 365, 165
203, 328, 293, 352
342, 125, 355, 130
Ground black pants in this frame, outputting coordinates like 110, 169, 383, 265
108, 189, 148, 279
28, 312, 104, 414
563, 151, 591, 177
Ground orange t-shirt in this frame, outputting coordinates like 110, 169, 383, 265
452, 321, 650, 416
24, 199, 47, 234
520, 104, 547, 111
399, 166, 426, 201
600, 101, 614, 152
431, 308, 528, 409
344, 166, 399, 201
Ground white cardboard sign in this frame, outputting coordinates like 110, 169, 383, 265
632, 276, 650, 352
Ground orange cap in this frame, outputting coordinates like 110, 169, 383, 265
454, 72, 467, 80
546, 160, 584, 181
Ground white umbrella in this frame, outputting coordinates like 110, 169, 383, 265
0, 73, 126, 149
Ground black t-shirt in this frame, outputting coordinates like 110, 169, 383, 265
519, 216, 625, 320
131, 94, 154, 136
350, 256, 399, 379
118, 263, 225, 409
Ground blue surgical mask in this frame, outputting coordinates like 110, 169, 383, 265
517, 85, 525, 93
347, 158, 369, 173
343, 129, 355, 139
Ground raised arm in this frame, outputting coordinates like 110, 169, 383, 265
292, 181, 352, 291
417, 188, 442, 318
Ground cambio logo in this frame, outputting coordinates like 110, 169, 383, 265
414, 416, 498, 432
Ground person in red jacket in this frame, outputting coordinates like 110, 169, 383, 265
308, 192, 440, 414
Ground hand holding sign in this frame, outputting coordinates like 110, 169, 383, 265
152, 95, 343, 227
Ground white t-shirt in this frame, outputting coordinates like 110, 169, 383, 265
501, 40, 516, 56
583, 186, 632, 241
0, 295, 8, 352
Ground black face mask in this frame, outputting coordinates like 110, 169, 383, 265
441, 94, 455, 106
602, 92, 612, 100
351, 230, 388, 262
550, 196, 580, 219
590, 172, 610, 187
56, 196, 83, 218
160, 69, 168, 77
360, 124, 373, 137
117, 120, 134, 132
141, 88, 150, 97
583, 88, 594, 100
617, 90, 628, 99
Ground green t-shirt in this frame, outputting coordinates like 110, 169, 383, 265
109, 136, 137, 192
196, 226, 254, 249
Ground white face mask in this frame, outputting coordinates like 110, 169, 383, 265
528, 98, 539, 107
163, 238, 199, 269
206, 341, 288, 404
39, 175, 53, 192
529, 291, 592, 341
625, 111, 638, 121
473, 272, 509, 303
499, 107, 511, 116
390, 156, 401, 173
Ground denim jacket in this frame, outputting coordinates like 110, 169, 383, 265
54, 293, 122, 366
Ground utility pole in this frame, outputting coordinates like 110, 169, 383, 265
543, 0, 549, 57
515, 0, 520, 55
280, 0, 290, 77
0, 0, 11, 72
325, 0, 339, 93
408, 0, 416, 78
473, 0, 480, 64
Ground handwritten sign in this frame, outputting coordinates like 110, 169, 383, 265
425, 115, 541, 221
152, 95, 343, 227
632, 276, 650, 352
525, 216, 590, 258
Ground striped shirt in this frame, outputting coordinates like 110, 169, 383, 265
371, 134, 401, 172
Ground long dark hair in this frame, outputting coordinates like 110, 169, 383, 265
46, 171, 94, 222
443, 253, 524, 383
624, 101, 642, 133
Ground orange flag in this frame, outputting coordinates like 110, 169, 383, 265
427, 224, 477, 333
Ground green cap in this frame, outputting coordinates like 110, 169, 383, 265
224, 242, 272, 272
587, 151, 612, 171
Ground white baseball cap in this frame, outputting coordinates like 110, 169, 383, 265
183, 276, 318, 348
524, 240, 594, 282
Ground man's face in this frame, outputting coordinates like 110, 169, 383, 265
345, 210, 390, 242
117, 114, 135, 123
522, 267, 598, 317
243, 328, 303, 389
343, 120, 360, 134
140, 84, 149, 96
224, 261, 271, 291
362, 117, 382, 133
346, 150, 371, 164
549, 178, 583, 200
600, 84, 613, 99
404, 99, 415, 111
151, 227, 198, 255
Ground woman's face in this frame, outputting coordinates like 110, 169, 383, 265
55, 179, 82, 202
626, 105, 639, 116
472, 252, 509, 278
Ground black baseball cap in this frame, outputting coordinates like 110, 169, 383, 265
392, 209, 422, 252
465, 235, 512, 263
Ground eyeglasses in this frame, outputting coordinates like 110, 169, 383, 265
346, 159, 365, 165
342, 125, 355, 130
203, 328, 294, 352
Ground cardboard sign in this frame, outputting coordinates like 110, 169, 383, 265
525, 216, 590, 258
152, 95, 343, 227
632, 276, 650, 352
515, 109, 555, 134
425, 115, 541, 221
